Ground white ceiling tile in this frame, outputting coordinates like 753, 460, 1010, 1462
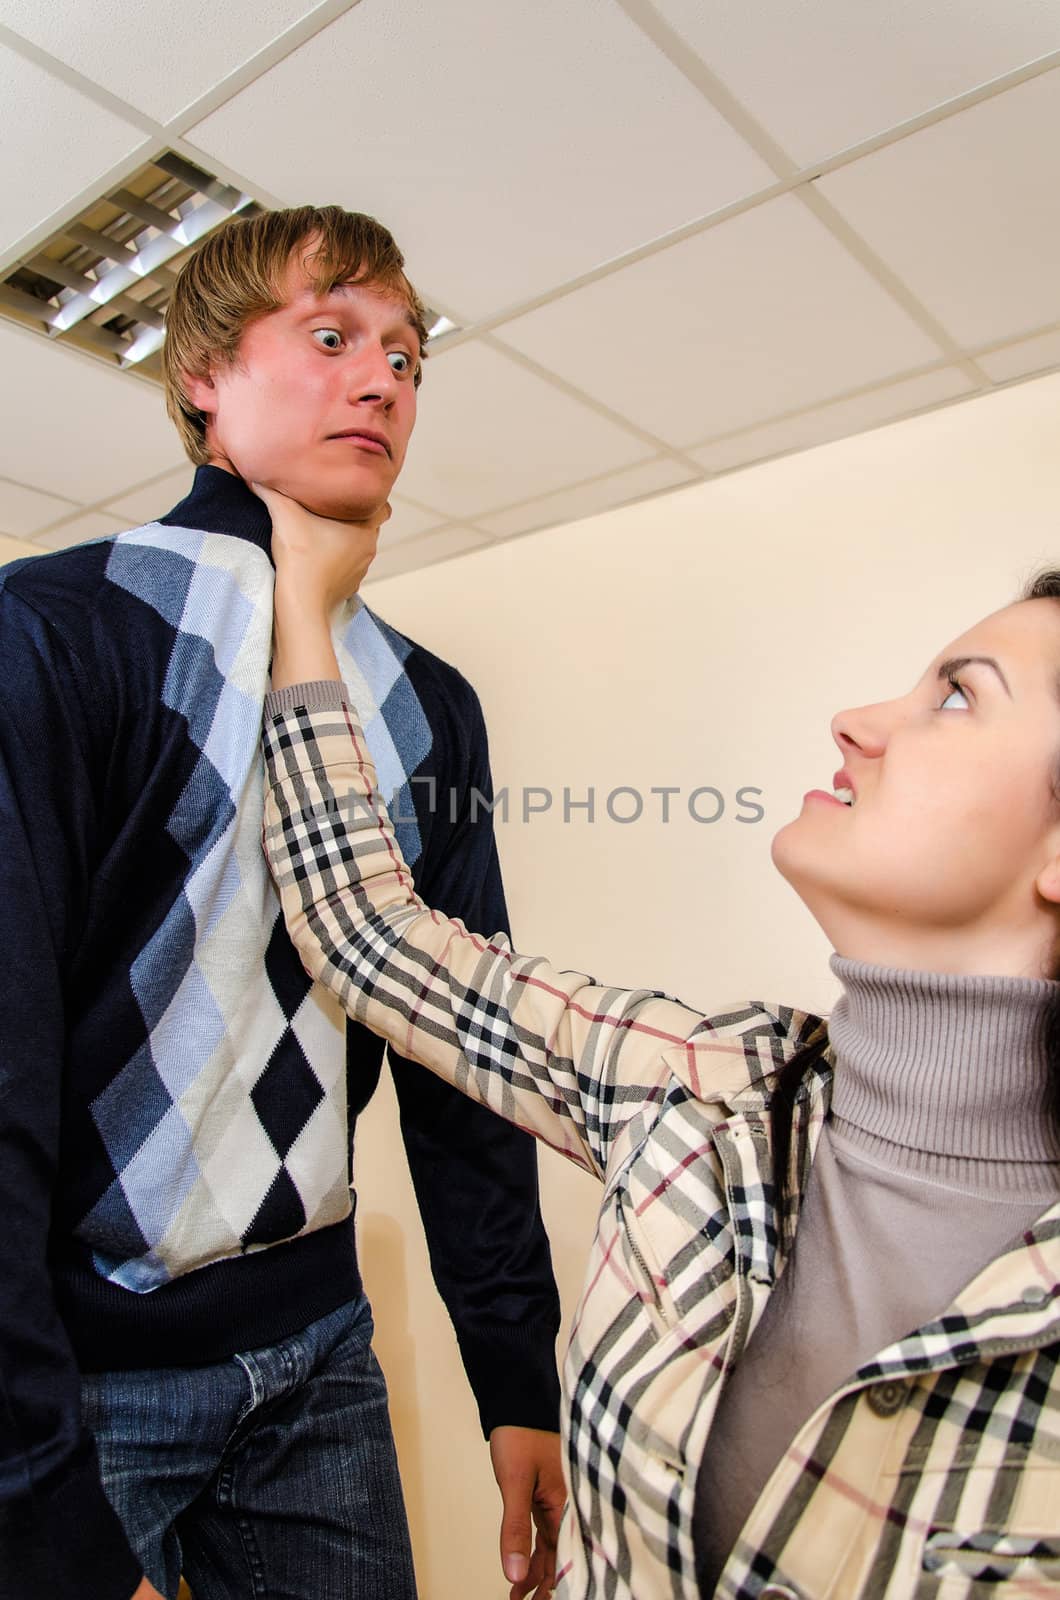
0, 326, 187, 503
0, 530, 48, 564
1, 0, 324, 123
185, 0, 775, 319
103, 466, 197, 524
394, 342, 647, 517
0, 477, 80, 536
691, 368, 975, 474
32, 512, 128, 551
365, 527, 491, 584
500, 194, 943, 448
817, 70, 1060, 349
480, 458, 698, 541
0, 44, 145, 256
652, 0, 1060, 165
381, 497, 446, 547
977, 327, 1060, 384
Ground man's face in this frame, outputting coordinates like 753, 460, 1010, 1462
186, 251, 421, 521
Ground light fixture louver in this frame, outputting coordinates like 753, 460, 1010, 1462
1, 158, 460, 383
0, 152, 259, 383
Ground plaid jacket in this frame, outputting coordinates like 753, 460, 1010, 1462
262, 691, 1060, 1600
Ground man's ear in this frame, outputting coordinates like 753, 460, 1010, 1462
182, 368, 218, 417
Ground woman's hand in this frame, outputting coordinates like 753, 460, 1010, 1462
254, 483, 391, 617
253, 484, 391, 689
130, 1578, 166, 1600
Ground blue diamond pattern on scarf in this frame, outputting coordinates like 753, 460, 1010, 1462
77, 532, 436, 1296
91, 532, 264, 1287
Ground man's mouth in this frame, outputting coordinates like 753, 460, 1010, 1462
328, 428, 392, 458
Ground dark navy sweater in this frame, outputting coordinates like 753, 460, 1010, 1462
0, 467, 560, 1599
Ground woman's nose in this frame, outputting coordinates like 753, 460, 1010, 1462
831, 703, 889, 760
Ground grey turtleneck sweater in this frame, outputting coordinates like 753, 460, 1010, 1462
694, 956, 1060, 1593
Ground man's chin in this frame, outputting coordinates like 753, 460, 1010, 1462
310, 498, 386, 524
276, 483, 388, 524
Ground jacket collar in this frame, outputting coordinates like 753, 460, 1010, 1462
858, 1199, 1060, 1377
664, 1008, 1060, 1341
660, 1001, 830, 1111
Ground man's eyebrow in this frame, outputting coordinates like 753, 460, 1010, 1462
937, 655, 1013, 698
403, 310, 425, 352
310, 289, 424, 352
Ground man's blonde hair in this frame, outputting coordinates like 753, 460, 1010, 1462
162, 205, 429, 464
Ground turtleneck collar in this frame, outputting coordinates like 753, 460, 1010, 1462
827, 955, 1060, 1167
160, 464, 273, 558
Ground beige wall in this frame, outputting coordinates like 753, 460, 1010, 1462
356, 370, 1060, 1599
0, 531, 47, 563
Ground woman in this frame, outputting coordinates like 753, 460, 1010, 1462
257, 487, 1060, 1599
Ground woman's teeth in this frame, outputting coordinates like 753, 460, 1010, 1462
833, 787, 854, 806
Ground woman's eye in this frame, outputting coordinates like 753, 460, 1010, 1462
940, 682, 970, 711
388, 350, 413, 374
312, 328, 343, 351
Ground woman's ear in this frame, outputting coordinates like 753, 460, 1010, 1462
1036, 853, 1060, 906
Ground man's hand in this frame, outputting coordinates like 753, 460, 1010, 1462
489, 1426, 566, 1600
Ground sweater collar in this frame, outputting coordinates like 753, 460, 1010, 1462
828, 955, 1060, 1165
159, 464, 273, 557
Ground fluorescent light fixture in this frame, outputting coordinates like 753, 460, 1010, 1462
55, 260, 139, 328
0, 152, 262, 383
427, 314, 459, 340
90, 266, 137, 305
52, 195, 252, 334
173, 196, 240, 247
121, 324, 167, 367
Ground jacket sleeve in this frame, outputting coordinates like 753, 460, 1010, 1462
261, 686, 709, 1181
0, 583, 144, 1599
383, 681, 561, 1437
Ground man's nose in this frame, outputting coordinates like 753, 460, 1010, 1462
347, 346, 398, 406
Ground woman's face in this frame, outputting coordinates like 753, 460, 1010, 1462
772, 598, 1060, 977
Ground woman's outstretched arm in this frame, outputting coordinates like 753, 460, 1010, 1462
261, 487, 709, 1180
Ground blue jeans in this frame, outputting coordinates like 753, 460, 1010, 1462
81, 1294, 417, 1600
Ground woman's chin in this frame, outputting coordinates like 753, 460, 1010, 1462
770, 819, 839, 917
769, 815, 802, 880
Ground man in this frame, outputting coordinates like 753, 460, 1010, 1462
0, 206, 563, 1600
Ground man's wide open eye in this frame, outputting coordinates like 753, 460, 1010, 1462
311, 328, 343, 351
388, 350, 413, 374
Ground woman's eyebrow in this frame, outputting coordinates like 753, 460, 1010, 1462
937, 655, 1013, 698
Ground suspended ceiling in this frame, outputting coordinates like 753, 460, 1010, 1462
1, 0, 1059, 578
